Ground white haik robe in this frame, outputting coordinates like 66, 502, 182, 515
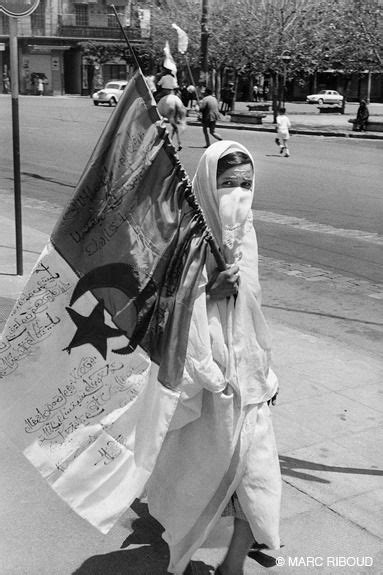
146, 141, 281, 574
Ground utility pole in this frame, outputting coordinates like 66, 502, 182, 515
366, 70, 371, 104
281, 52, 291, 107
200, 0, 209, 86
1, 0, 41, 276
9, 17, 23, 276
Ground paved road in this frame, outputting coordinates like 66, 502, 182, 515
1, 96, 382, 249
1, 96, 382, 356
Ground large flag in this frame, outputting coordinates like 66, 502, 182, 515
0, 70, 208, 532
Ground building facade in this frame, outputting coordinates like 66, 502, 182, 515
0, 0, 147, 95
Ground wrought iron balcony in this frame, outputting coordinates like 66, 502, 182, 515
57, 14, 143, 40
58, 25, 122, 39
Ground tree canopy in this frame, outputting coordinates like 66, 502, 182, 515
136, 0, 383, 79
83, 0, 383, 95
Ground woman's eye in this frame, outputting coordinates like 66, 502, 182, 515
218, 179, 252, 189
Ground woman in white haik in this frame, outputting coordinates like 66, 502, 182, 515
146, 141, 281, 575
276, 107, 292, 157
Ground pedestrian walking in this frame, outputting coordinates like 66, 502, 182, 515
354, 99, 369, 131
37, 77, 44, 96
198, 87, 223, 148
276, 107, 291, 157
180, 83, 189, 107
253, 84, 259, 102
146, 140, 281, 575
226, 82, 235, 113
2, 72, 10, 94
186, 84, 197, 108
220, 85, 229, 115
220, 83, 235, 115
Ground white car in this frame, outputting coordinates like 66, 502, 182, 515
92, 80, 127, 106
306, 90, 343, 105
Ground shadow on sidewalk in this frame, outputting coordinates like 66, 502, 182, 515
72, 500, 214, 575
280, 455, 383, 484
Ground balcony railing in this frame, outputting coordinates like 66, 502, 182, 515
57, 14, 143, 40
59, 25, 123, 39
0, 14, 148, 41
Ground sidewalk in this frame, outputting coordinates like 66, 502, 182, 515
0, 124, 382, 574
187, 100, 383, 140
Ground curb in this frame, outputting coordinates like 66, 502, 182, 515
186, 119, 383, 140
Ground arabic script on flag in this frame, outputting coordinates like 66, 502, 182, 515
0, 71, 208, 532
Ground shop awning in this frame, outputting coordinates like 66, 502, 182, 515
27, 45, 72, 53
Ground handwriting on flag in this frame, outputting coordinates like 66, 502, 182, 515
0, 70, 208, 532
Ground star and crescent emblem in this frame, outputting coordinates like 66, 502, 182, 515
63, 300, 126, 361
64, 263, 158, 360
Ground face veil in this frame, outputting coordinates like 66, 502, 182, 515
192, 140, 255, 264
193, 141, 254, 262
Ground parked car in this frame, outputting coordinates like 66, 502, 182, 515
306, 90, 343, 105
92, 80, 127, 106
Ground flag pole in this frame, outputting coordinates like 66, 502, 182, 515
111, 5, 226, 272
111, 5, 142, 71
184, 54, 200, 106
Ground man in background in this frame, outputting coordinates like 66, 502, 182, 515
198, 87, 223, 148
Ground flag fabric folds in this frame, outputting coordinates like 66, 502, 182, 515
0, 70, 208, 533
172, 23, 189, 54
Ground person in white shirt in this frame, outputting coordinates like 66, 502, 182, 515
156, 68, 179, 98
276, 107, 291, 157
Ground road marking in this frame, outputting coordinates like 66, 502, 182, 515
0, 191, 63, 214
20, 197, 63, 213
254, 210, 383, 245
258, 254, 383, 300
253, 210, 383, 297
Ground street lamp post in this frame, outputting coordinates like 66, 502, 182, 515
366, 70, 371, 104
281, 52, 291, 107
200, 0, 209, 86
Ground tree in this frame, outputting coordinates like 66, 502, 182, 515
314, 0, 382, 73
82, 43, 131, 94
119, 0, 383, 104
207, 0, 317, 115
139, 0, 201, 76
294, 0, 383, 101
